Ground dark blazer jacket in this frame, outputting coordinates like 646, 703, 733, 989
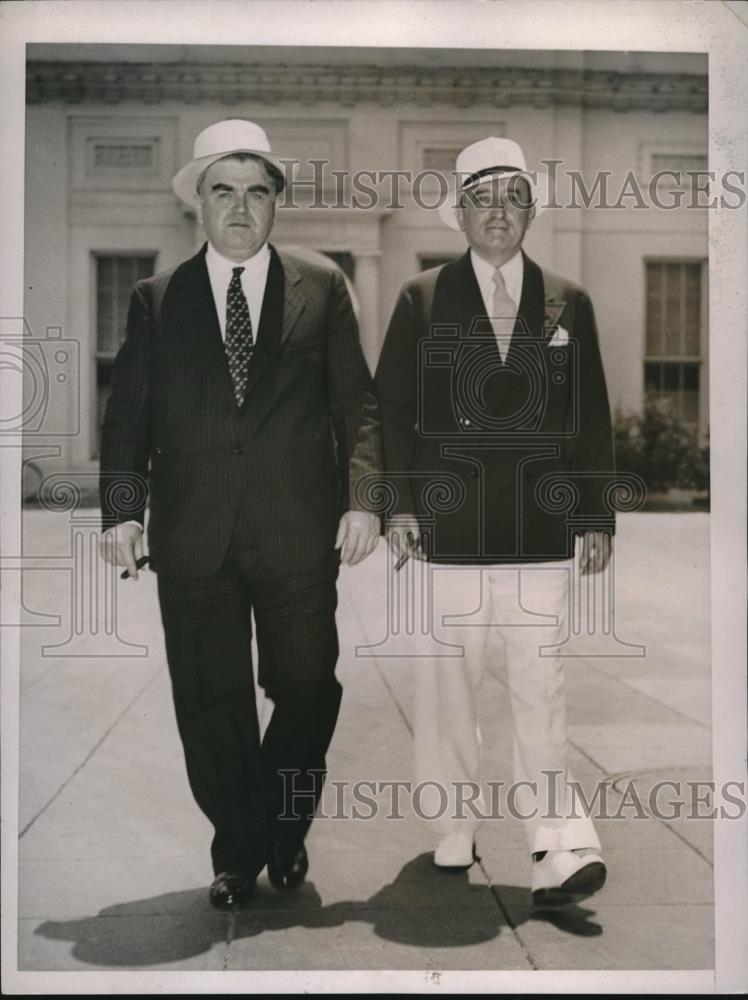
100, 243, 382, 579
374, 250, 616, 564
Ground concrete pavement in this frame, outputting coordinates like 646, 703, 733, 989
14, 511, 714, 974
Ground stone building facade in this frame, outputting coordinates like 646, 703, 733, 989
23, 45, 708, 482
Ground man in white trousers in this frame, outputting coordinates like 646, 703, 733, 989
374, 137, 616, 904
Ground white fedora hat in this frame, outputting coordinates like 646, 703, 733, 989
438, 136, 547, 229
172, 118, 290, 205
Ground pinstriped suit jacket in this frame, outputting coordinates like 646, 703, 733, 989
100, 243, 382, 579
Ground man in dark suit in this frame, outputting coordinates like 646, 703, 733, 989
99, 119, 382, 909
375, 137, 615, 905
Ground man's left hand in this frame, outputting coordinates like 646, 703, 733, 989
335, 511, 380, 566
579, 530, 613, 575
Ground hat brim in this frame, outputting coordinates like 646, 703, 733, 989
172, 147, 292, 205
437, 169, 548, 229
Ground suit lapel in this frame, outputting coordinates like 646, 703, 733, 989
243, 245, 285, 395
433, 251, 493, 342
279, 251, 306, 345
244, 246, 306, 396
169, 246, 236, 409
542, 270, 569, 339
512, 251, 545, 344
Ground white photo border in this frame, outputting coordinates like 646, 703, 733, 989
1, 1, 745, 994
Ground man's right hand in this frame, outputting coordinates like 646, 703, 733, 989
385, 514, 426, 562
100, 522, 144, 580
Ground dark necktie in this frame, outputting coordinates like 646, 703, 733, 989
225, 266, 254, 406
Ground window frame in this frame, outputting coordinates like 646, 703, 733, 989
637, 140, 709, 199
90, 250, 158, 462
642, 255, 709, 439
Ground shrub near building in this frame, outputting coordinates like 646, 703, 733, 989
614, 402, 710, 507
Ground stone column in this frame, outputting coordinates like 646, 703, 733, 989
351, 250, 382, 374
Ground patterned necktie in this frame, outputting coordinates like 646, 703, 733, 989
225, 266, 254, 406
491, 268, 516, 364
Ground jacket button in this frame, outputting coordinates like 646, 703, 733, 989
460, 417, 471, 427
233, 445, 244, 455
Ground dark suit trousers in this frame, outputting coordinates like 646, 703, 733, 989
156, 519, 341, 878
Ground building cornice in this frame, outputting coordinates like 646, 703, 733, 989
26, 62, 707, 113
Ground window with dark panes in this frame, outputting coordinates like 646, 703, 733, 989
420, 255, 458, 271
422, 147, 462, 174
321, 251, 354, 282
644, 260, 706, 434
94, 253, 156, 459
649, 153, 709, 202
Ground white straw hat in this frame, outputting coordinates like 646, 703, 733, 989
172, 119, 289, 205
438, 136, 547, 229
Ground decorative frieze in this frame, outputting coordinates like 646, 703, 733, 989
91, 141, 156, 172
69, 116, 177, 192
27, 62, 707, 114
421, 147, 463, 172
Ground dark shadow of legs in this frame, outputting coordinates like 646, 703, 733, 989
31, 852, 602, 968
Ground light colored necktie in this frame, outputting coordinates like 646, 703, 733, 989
225, 266, 254, 406
491, 268, 516, 363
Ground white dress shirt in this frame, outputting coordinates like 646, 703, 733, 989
469, 248, 524, 324
206, 241, 271, 340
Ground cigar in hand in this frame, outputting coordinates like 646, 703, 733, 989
120, 555, 150, 579
395, 534, 421, 572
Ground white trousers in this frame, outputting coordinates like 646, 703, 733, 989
408, 555, 600, 855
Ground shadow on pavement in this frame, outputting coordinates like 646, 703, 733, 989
33, 853, 602, 967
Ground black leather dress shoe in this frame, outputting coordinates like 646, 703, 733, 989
209, 871, 255, 910
267, 844, 309, 890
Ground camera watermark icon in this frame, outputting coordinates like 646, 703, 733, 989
352, 469, 647, 660
535, 471, 647, 657
353, 473, 467, 658
1, 472, 150, 658
0, 318, 80, 436
418, 318, 579, 438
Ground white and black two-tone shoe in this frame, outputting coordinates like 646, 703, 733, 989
531, 849, 607, 906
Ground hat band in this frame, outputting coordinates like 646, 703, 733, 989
461, 165, 526, 189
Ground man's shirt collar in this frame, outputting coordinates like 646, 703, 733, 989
206, 241, 270, 277
470, 248, 523, 308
